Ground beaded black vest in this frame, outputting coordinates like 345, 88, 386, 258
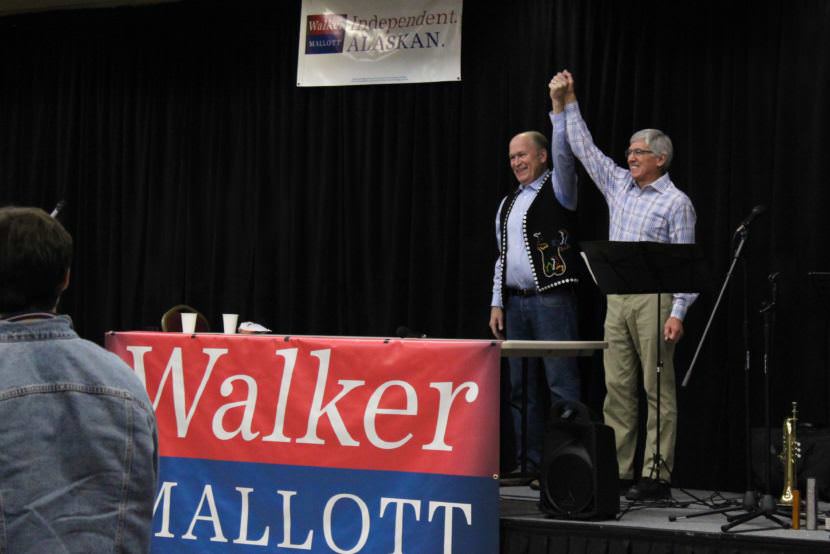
498, 171, 580, 296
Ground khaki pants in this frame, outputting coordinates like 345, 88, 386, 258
603, 293, 677, 480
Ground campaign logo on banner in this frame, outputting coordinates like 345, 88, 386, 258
305, 13, 346, 54
297, 0, 463, 86
106, 332, 499, 553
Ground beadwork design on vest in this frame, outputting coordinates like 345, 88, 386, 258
499, 170, 579, 296
533, 229, 570, 278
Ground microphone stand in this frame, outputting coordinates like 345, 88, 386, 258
670, 227, 767, 523
741, 258, 755, 508
721, 272, 788, 531
682, 227, 748, 387
683, 203, 766, 387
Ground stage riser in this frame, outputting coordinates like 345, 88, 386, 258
500, 520, 827, 554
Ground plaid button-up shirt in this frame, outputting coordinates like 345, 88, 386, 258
564, 102, 698, 320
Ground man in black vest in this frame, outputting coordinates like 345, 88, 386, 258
489, 82, 581, 475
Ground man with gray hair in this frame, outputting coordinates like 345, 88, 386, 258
551, 70, 697, 500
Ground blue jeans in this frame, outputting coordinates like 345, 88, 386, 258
506, 288, 580, 470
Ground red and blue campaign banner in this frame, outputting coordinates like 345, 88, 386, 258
106, 332, 500, 553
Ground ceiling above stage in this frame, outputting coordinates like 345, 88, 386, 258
0, 0, 177, 16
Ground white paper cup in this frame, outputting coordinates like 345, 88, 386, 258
222, 313, 239, 334
181, 312, 197, 334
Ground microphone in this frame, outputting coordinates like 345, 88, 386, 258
734, 204, 766, 234
50, 200, 66, 219
396, 326, 427, 338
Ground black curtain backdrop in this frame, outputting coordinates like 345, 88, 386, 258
1, 0, 829, 492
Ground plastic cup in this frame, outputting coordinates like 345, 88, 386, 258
222, 313, 239, 334
181, 312, 197, 334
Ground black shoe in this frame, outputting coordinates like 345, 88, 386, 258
625, 477, 671, 501
618, 478, 634, 495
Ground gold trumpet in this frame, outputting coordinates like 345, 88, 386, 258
779, 401, 801, 505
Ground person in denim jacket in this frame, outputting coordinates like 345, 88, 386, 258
0, 206, 158, 553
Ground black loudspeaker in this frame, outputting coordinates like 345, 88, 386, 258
539, 400, 619, 519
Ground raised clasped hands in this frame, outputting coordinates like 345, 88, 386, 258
549, 70, 576, 112
548, 72, 568, 111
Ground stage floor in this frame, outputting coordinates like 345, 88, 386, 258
500, 485, 830, 553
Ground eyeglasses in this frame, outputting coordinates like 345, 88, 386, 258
625, 148, 654, 157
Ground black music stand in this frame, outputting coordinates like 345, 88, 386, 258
580, 240, 707, 498
808, 272, 830, 305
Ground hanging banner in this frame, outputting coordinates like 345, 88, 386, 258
296, 0, 462, 87
106, 332, 499, 553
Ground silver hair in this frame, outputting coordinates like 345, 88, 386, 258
630, 128, 673, 172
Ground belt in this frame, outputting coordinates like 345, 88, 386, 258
507, 287, 543, 297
